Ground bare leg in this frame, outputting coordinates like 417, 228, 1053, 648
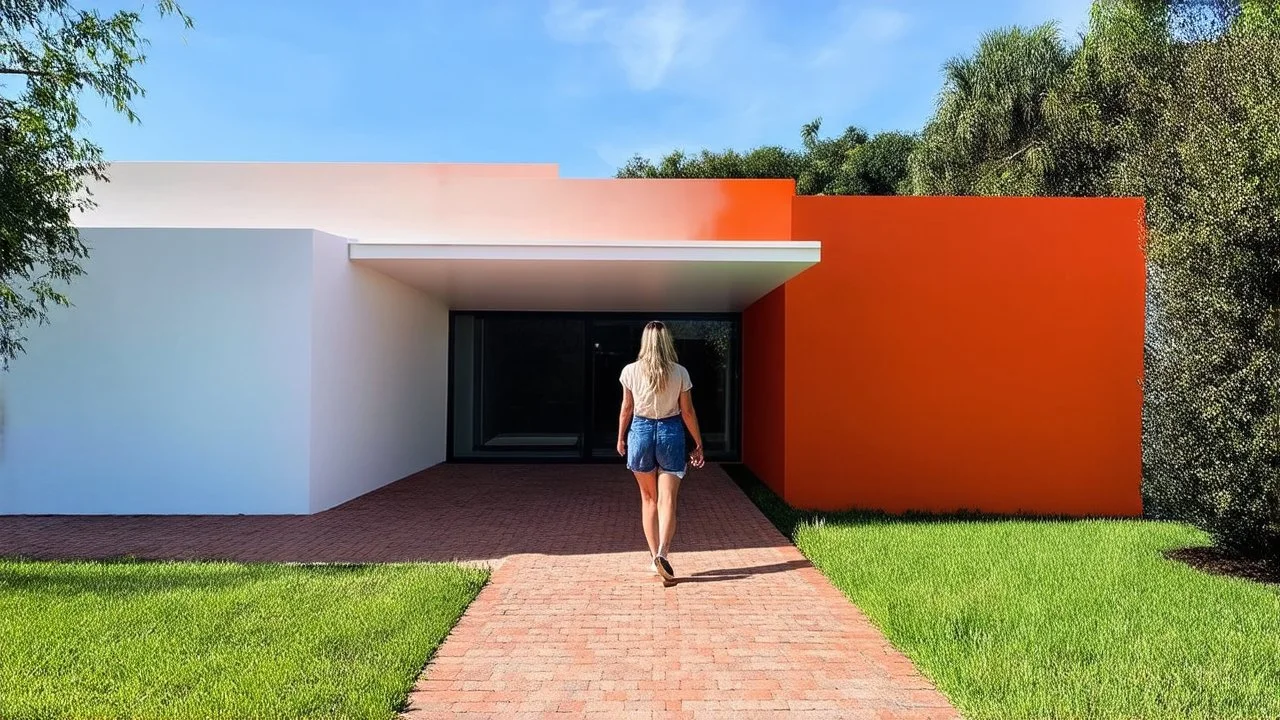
656, 472, 682, 558
633, 470, 659, 559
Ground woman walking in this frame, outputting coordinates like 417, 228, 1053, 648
616, 321, 705, 582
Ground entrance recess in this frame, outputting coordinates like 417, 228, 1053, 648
449, 312, 739, 462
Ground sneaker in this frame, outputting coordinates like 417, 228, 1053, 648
655, 555, 675, 581
649, 559, 659, 575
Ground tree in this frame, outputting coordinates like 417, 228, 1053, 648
908, 23, 1074, 195
846, 131, 918, 196
795, 118, 868, 195
617, 120, 916, 196
0, 0, 190, 366
617, 145, 803, 181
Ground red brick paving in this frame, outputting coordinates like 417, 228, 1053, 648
0, 463, 960, 719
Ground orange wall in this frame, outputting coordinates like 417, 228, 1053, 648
773, 196, 1145, 516
742, 286, 787, 498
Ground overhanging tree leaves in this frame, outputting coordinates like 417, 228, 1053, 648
0, 0, 190, 366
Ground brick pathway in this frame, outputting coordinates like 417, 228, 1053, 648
1, 464, 959, 719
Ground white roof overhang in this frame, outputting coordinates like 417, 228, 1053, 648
348, 239, 820, 312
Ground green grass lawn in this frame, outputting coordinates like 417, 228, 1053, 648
0, 560, 487, 720
729, 468, 1280, 720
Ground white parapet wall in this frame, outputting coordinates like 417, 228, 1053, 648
0, 228, 448, 515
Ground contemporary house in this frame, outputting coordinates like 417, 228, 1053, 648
0, 162, 1145, 516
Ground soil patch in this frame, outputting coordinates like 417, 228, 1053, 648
1167, 546, 1279, 585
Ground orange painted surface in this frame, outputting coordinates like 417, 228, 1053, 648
742, 285, 788, 499
760, 196, 1145, 516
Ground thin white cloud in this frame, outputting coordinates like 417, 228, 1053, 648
857, 5, 912, 43
544, 1, 609, 37
811, 5, 911, 69
546, 0, 917, 171
545, 0, 705, 91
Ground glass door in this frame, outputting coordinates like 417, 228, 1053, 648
588, 318, 738, 460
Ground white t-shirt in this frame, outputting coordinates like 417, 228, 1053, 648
620, 362, 692, 419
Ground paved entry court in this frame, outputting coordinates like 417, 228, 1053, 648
1, 464, 959, 718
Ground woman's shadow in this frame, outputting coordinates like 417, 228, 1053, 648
669, 559, 811, 584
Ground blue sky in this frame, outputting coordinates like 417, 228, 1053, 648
87, 0, 1093, 178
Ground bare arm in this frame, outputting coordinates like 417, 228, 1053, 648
617, 387, 635, 456
679, 390, 705, 466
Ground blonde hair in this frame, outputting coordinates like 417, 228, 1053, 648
637, 321, 679, 394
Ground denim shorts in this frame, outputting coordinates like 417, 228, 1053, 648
627, 415, 687, 478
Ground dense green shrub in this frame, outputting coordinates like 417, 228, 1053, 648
1136, 20, 1279, 562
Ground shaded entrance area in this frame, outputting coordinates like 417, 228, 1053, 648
0, 464, 780, 564
450, 313, 739, 461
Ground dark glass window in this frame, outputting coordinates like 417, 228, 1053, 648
451, 316, 585, 458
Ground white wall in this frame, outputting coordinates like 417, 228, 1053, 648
307, 232, 449, 512
0, 229, 314, 514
